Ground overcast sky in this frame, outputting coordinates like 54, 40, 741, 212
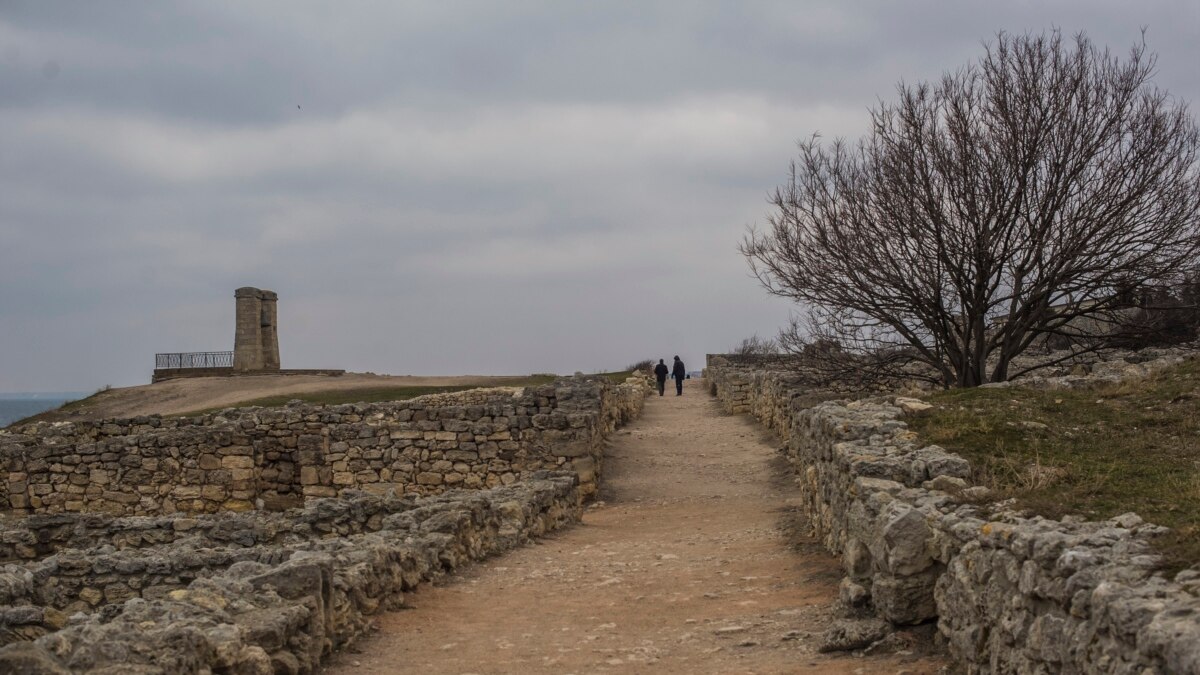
1, 1, 1197, 392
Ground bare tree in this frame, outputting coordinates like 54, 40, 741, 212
731, 334, 780, 355
742, 31, 1200, 388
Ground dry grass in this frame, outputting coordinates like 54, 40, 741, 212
906, 357, 1200, 571
170, 371, 634, 416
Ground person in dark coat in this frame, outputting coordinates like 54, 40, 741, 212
672, 356, 686, 395
653, 359, 669, 396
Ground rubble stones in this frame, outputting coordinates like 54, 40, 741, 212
818, 617, 892, 653
0, 474, 585, 673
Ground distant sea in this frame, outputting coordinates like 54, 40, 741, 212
0, 393, 87, 427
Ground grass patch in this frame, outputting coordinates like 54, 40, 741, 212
596, 370, 635, 384
179, 377, 554, 416
906, 357, 1200, 571
181, 385, 488, 415
178, 371, 637, 416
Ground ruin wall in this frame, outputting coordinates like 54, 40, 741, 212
0, 375, 648, 516
0, 474, 583, 673
0, 373, 649, 673
706, 351, 1200, 674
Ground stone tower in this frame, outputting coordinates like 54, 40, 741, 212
233, 287, 280, 372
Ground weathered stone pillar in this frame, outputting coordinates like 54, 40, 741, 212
233, 287, 264, 371
260, 289, 280, 371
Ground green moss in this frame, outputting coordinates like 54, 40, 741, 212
906, 357, 1200, 570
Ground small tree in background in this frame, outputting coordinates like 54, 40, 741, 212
731, 334, 780, 355
626, 359, 655, 373
742, 31, 1200, 388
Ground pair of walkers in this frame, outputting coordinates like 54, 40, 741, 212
653, 356, 687, 396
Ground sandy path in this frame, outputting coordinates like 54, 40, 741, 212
322, 379, 945, 674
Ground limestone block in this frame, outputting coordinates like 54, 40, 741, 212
0, 643, 72, 675
551, 441, 592, 458
78, 587, 103, 606
223, 451, 255, 468
912, 446, 970, 481
894, 397, 933, 414
103, 583, 135, 603
201, 485, 227, 501
302, 486, 337, 498
839, 577, 871, 609
923, 475, 968, 492
818, 617, 891, 653
571, 457, 597, 485
871, 571, 940, 625
879, 502, 934, 575
844, 538, 873, 580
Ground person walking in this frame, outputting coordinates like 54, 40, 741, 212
672, 356, 686, 396
653, 359, 669, 396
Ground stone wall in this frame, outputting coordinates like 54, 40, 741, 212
707, 352, 1200, 673
0, 375, 647, 516
0, 373, 648, 673
0, 472, 584, 674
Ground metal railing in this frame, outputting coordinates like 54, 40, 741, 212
155, 351, 233, 370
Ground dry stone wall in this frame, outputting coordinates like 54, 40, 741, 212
0, 375, 646, 516
0, 473, 583, 674
0, 374, 648, 673
707, 352, 1200, 674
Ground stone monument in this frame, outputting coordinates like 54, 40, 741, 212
233, 287, 281, 372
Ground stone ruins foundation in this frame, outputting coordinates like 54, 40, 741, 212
707, 349, 1200, 674
0, 374, 650, 673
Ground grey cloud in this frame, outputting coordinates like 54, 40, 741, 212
1, 1, 1197, 391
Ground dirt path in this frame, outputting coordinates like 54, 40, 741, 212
323, 379, 946, 674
